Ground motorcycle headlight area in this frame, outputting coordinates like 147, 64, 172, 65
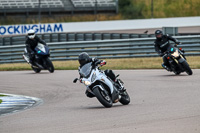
83, 81, 91, 86
91, 72, 96, 82
171, 50, 179, 57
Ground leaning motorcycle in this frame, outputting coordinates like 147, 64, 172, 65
73, 62, 130, 108
163, 45, 192, 75
23, 43, 54, 73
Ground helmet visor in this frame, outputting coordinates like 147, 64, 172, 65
79, 59, 87, 65
28, 35, 35, 39
28, 33, 35, 36
156, 34, 162, 38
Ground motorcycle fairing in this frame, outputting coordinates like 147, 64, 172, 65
35, 43, 49, 55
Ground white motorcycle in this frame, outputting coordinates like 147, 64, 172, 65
73, 61, 130, 108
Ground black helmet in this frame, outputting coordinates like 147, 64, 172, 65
78, 52, 90, 65
155, 30, 163, 39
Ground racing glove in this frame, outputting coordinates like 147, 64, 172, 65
30, 51, 35, 58
100, 60, 106, 66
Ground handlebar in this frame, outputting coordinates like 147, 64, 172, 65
73, 60, 107, 83
95, 60, 106, 68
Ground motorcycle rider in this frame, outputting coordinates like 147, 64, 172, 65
25, 29, 47, 63
154, 30, 180, 71
78, 52, 119, 98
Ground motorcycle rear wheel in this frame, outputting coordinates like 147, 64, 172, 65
93, 87, 113, 108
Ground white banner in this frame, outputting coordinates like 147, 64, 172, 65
0, 23, 63, 36
1, 17, 200, 36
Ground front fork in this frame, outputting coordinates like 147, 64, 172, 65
170, 55, 186, 71
178, 55, 186, 63
115, 79, 125, 91
42, 57, 49, 68
92, 84, 120, 103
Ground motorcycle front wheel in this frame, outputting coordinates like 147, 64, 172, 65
31, 66, 41, 73
45, 58, 54, 73
174, 71, 181, 75
119, 90, 130, 105
93, 87, 113, 108
181, 61, 192, 75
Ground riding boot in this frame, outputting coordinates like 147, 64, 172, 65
162, 63, 172, 71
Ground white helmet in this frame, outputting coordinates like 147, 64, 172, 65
27, 29, 35, 39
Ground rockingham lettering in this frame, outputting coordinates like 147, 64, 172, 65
14, 26, 20, 34
24, 25, 31, 33
40, 24, 46, 33
46, 24, 52, 32
54, 24, 63, 32
0, 26, 6, 35
0, 23, 63, 35
8, 26, 13, 34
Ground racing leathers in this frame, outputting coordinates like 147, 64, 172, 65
154, 34, 180, 71
25, 35, 46, 63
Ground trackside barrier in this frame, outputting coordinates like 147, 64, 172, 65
0, 35, 199, 64
0, 33, 155, 46
1, 32, 199, 46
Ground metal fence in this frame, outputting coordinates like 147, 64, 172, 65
0, 35, 199, 64
1, 32, 199, 46
0, 33, 156, 46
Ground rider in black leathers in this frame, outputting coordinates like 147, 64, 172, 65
154, 30, 180, 71
25, 29, 47, 63
78, 52, 117, 98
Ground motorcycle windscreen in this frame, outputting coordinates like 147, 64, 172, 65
35, 43, 49, 55
79, 62, 93, 78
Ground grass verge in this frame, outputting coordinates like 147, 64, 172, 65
0, 95, 6, 104
1, 0, 200, 25
0, 56, 200, 71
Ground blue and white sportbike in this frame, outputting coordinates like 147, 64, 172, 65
23, 43, 54, 73
73, 62, 130, 108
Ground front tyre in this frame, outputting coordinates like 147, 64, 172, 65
93, 87, 113, 108
31, 66, 41, 73
174, 71, 181, 75
119, 90, 130, 105
181, 61, 192, 75
45, 58, 54, 73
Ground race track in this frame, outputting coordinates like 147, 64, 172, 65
0, 70, 200, 133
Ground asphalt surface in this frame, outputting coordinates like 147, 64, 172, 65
0, 70, 200, 133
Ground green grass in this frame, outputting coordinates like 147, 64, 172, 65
1, 0, 200, 25
0, 56, 200, 71
138, 0, 200, 18
0, 14, 123, 25
0, 95, 6, 104
119, 0, 200, 19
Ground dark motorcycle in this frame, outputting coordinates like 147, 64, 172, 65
23, 43, 54, 73
164, 45, 192, 75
